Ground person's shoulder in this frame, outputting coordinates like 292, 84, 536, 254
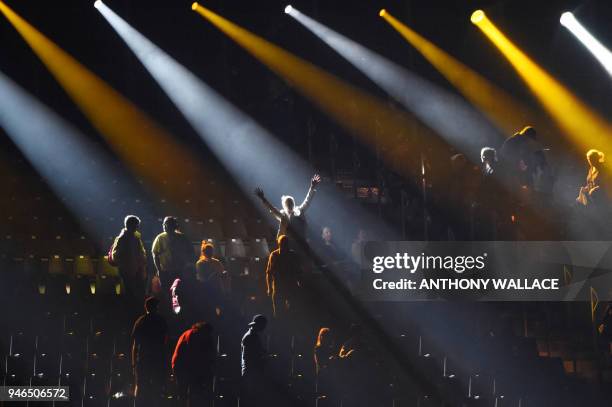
242, 329, 254, 343
116, 228, 128, 240
153, 232, 167, 242
177, 329, 191, 344
132, 314, 146, 330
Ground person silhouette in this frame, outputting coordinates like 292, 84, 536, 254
254, 174, 321, 240
241, 314, 268, 407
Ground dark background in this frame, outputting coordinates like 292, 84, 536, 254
2, 0, 611, 163
1, 0, 612, 232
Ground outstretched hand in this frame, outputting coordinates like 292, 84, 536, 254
254, 187, 265, 199
311, 174, 321, 187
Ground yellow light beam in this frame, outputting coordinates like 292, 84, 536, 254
472, 11, 612, 171
192, 3, 450, 178
382, 10, 552, 138
0, 0, 204, 200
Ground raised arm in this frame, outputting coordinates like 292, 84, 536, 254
297, 174, 321, 213
255, 187, 282, 220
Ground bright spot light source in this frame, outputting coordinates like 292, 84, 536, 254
474, 11, 612, 172
380, 10, 546, 137
560, 11, 574, 26
471, 10, 485, 24
286, 7, 499, 161
94, 0, 102, 9
191, 2, 199, 11
284, 5, 293, 14
379, 9, 387, 17
560, 11, 612, 78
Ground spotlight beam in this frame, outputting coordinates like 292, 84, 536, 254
473, 11, 612, 173
0, 70, 153, 241
287, 7, 502, 161
96, 1, 396, 245
0, 0, 207, 205
192, 3, 454, 178
561, 12, 612, 77
380, 10, 556, 139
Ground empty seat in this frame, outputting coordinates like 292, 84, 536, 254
247, 257, 267, 279
207, 197, 225, 217
228, 199, 248, 218
33, 345, 62, 384
96, 257, 121, 297
246, 218, 273, 239
46, 255, 70, 296
249, 238, 271, 260
223, 218, 248, 239
72, 235, 97, 257
226, 238, 247, 259
73, 255, 96, 297
179, 218, 198, 241
226, 258, 248, 278
48, 235, 71, 257
74, 256, 95, 276
200, 218, 224, 241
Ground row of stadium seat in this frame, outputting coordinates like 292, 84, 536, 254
0, 217, 275, 242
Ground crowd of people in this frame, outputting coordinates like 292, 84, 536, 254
105, 172, 380, 406
103, 127, 612, 405
434, 126, 610, 240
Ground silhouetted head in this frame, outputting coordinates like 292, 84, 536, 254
450, 153, 467, 172
357, 229, 367, 242
248, 314, 267, 332
124, 215, 141, 233
322, 226, 332, 243
277, 235, 289, 252
144, 296, 160, 314
163, 216, 178, 233
316, 327, 331, 347
191, 321, 213, 339
281, 195, 295, 214
201, 241, 215, 259
519, 125, 537, 140
587, 149, 605, 167
480, 147, 497, 164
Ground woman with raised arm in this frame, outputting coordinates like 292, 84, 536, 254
254, 174, 321, 240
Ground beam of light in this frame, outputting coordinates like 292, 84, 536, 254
0, 0, 206, 204
96, 1, 396, 244
192, 3, 454, 177
98, 6, 436, 398
560, 12, 612, 78
381, 10, 553, 138
472, 11, 612, 172
0, 70, 153, 241
286, 7, 503, 161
